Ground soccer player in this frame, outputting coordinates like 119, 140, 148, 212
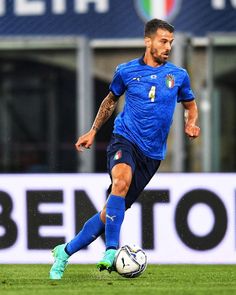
49, 18, 200, 279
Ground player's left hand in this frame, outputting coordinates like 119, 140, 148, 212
185, 123, 200, 140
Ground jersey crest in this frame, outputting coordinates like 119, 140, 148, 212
166, 74, 175, 88
134, 0, 182, 22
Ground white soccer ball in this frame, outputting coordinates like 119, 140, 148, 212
114, 245, 147, 278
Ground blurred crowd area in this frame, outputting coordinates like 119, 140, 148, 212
0, 1, 235, 173
0, 35, 235, 173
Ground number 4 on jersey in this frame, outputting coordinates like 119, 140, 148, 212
149, 86, 156, 102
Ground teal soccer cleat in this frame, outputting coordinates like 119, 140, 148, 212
97, 249, 117, 272
49, 244, 70, 280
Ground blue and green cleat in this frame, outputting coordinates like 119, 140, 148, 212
49, 244, 70, 280
97, 249, 117, 272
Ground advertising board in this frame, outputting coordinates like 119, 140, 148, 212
0, 173, 235, 264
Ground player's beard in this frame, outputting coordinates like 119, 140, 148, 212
150, 48, 169, 65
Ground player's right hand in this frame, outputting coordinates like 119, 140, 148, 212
75, 130, 96, 152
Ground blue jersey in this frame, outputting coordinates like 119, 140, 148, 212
109, 57, 195, 160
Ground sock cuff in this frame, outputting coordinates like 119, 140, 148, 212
107, 194, 125, 210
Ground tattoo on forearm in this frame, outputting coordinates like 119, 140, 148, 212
92, 125, 99, 132
92, 92, 118, 132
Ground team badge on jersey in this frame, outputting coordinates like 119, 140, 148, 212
166, 74, 175, 88
114, 150, 122, 160
134, 0, 182, 22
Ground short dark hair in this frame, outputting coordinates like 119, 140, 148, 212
144, 19, 175, 37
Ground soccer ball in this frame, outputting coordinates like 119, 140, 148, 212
114, 245, 147, 278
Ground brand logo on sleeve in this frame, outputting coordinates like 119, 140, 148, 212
132, 76, 141, 81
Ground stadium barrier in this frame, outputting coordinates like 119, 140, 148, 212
0, 173, 235, 264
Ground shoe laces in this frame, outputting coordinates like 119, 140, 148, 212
54, 258, 68, 273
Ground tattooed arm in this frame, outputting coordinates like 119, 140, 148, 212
75, 91, 119, 151
92, 91, 119, 133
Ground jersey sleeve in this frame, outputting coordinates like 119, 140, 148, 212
177, 71, 195, 103
109, 66, 126, 97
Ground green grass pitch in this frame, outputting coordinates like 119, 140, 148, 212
1, 264, 236, 295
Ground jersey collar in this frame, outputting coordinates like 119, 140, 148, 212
139, 55, 146, 65
139, 55, 167, 67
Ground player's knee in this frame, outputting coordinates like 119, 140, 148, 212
112, 177, 129, 196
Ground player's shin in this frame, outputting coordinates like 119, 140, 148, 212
65, 211, 105, 255
97, 195, 125, 271
105, 194, 125, 250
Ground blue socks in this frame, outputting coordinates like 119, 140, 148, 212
105, 194, 125, 250
65, 212, 105, 255
64, 195, 125, 256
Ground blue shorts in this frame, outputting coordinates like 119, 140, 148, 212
106, 134, 161, 209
